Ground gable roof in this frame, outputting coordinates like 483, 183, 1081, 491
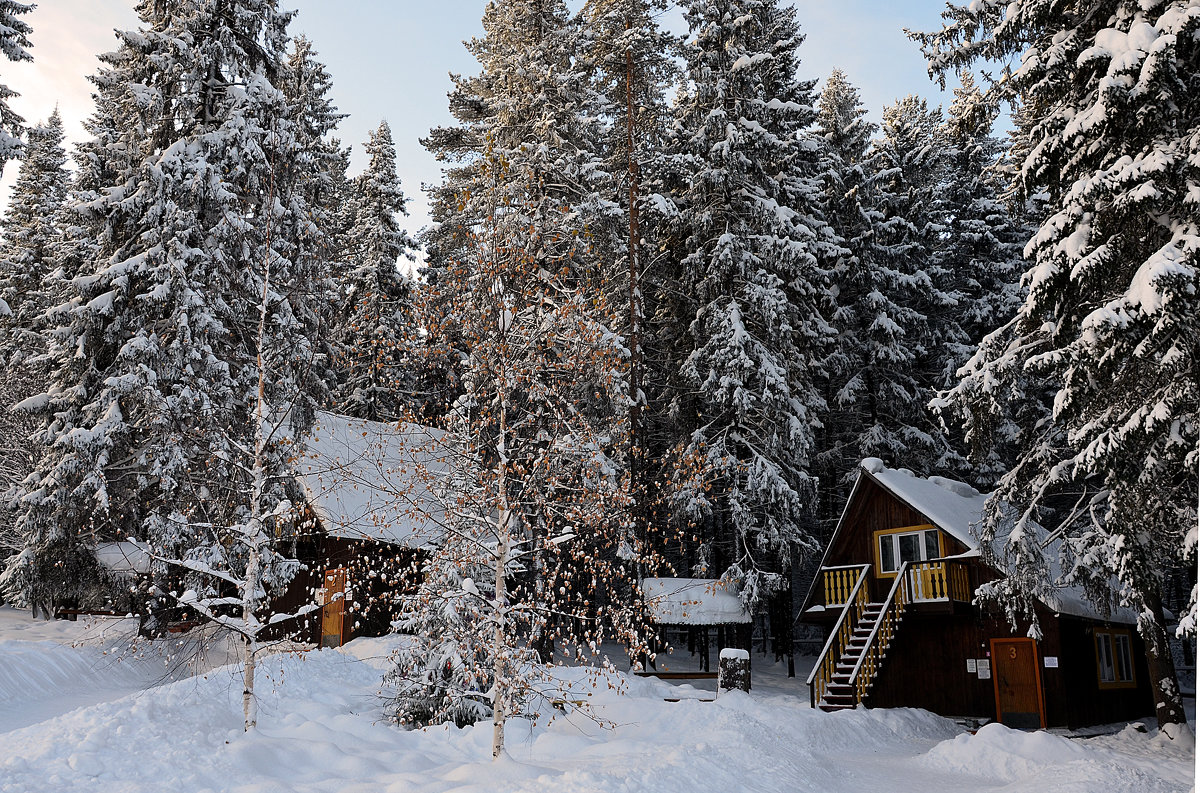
830, 459, 1136, 625
859, 457, 990, 550
294, 412, 449, 547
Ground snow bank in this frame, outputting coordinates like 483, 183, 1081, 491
920, 720, 1195, 793
1, 608, 1191, 793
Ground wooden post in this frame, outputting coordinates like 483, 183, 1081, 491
718, 648, 751, 695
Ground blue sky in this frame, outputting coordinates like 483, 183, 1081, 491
1, 1, 963, 234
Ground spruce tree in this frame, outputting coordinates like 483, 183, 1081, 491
917, 0, 1198, 735
333, 120, 418, 421
933, 73, 1024, 396
664, 0, 836, 611
813, 69, 878, 519
0, 1, 32, 174
1, 0, 328, 675
0, 111, 70, 577
0, 109, 68, 354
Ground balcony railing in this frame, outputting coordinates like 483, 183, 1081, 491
822, 563, 868, 607
905, 560, 970, 603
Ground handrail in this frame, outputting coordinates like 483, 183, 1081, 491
806, 563, 871, 708
847, 560, 910, 703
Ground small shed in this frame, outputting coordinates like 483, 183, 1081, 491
642, 577, 752, 672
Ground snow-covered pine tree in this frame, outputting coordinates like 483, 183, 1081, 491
0, 1, 32, 175
281, 34, 350, 343
0, 110, 70, 574
916, 0, 1199, 735
393, 147, 650, 759
933, 74, 1025, 398
333, 120, 419, 421
2, 1, 328, 719
812, 69, 878, 522
580, 0, 680, 569
663, 0, 836, 612
840, 95, 959, 476
0, 110, 69, 348
926, 74, 1028, 485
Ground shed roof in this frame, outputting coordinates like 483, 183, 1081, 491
642, 578, 752, 625
94, 541, 152, 577
294, 412, 449, 547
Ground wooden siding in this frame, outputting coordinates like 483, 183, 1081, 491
807, 472, 1156, 728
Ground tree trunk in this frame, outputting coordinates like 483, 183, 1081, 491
243, 640, 258, 732
1142, 590, 1190, 738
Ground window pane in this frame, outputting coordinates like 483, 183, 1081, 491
1115, 634, 1133, 682
1096, 634, 1115, 682
924, 530, 940, 560
879, 535, 896, 572
899, 533, 921, 564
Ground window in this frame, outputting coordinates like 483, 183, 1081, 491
1095, 629, 1136, 689
874, 525, 942, 576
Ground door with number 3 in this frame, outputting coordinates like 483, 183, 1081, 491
991, 638, 1046, 729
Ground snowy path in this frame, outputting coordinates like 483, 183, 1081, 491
0, 610, 1193, 793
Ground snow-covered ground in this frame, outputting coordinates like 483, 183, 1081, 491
0, 607, 1194, 793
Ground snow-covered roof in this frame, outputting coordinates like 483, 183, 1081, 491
860, 457, 990, 549
642, 578, 751, 625
855, 459, 1137, 625
94, 542, 151, 577
294, 412, 449, 547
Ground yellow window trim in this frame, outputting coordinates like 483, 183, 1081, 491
1095, 628, 1137, 690
872, 524, 942, 578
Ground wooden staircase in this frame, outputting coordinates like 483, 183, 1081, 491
807, 562, 912, 712
819, 601, 886, 711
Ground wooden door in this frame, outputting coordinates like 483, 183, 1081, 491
991, 638, 1046, 729
321, 568, 347, 648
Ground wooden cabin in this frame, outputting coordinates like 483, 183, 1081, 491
266, 411, 447, 647
799, 459, 1155, 730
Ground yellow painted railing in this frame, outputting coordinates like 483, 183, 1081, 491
807, 564, 871, 708
822, 565, 864, 607
850, 561, 910, 703
906, 560, 971, 602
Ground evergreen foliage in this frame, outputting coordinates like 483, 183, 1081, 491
663, 0, 836, 609
0, 111, 70, 576
1, 0, 328, 640
333, 120, 418, 421
917, 0, 1199, 733
0, 0, 32, 174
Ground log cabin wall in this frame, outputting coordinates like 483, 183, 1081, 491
263, 534, 420, 644
1055, 616, 1155, 729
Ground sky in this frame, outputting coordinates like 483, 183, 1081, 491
0, 0, 965, 236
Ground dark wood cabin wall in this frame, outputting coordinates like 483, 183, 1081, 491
1056, 616, 1156, 729
263, 534, 420, 644
867, 606, 1064, 723
824, 478, 941, 601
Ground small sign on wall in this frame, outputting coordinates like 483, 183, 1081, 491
977, 660, 992, 680
966, 659, 977, 673
1044, 656, 1059, 668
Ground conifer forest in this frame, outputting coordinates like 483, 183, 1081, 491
0, 1, 1195, 786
